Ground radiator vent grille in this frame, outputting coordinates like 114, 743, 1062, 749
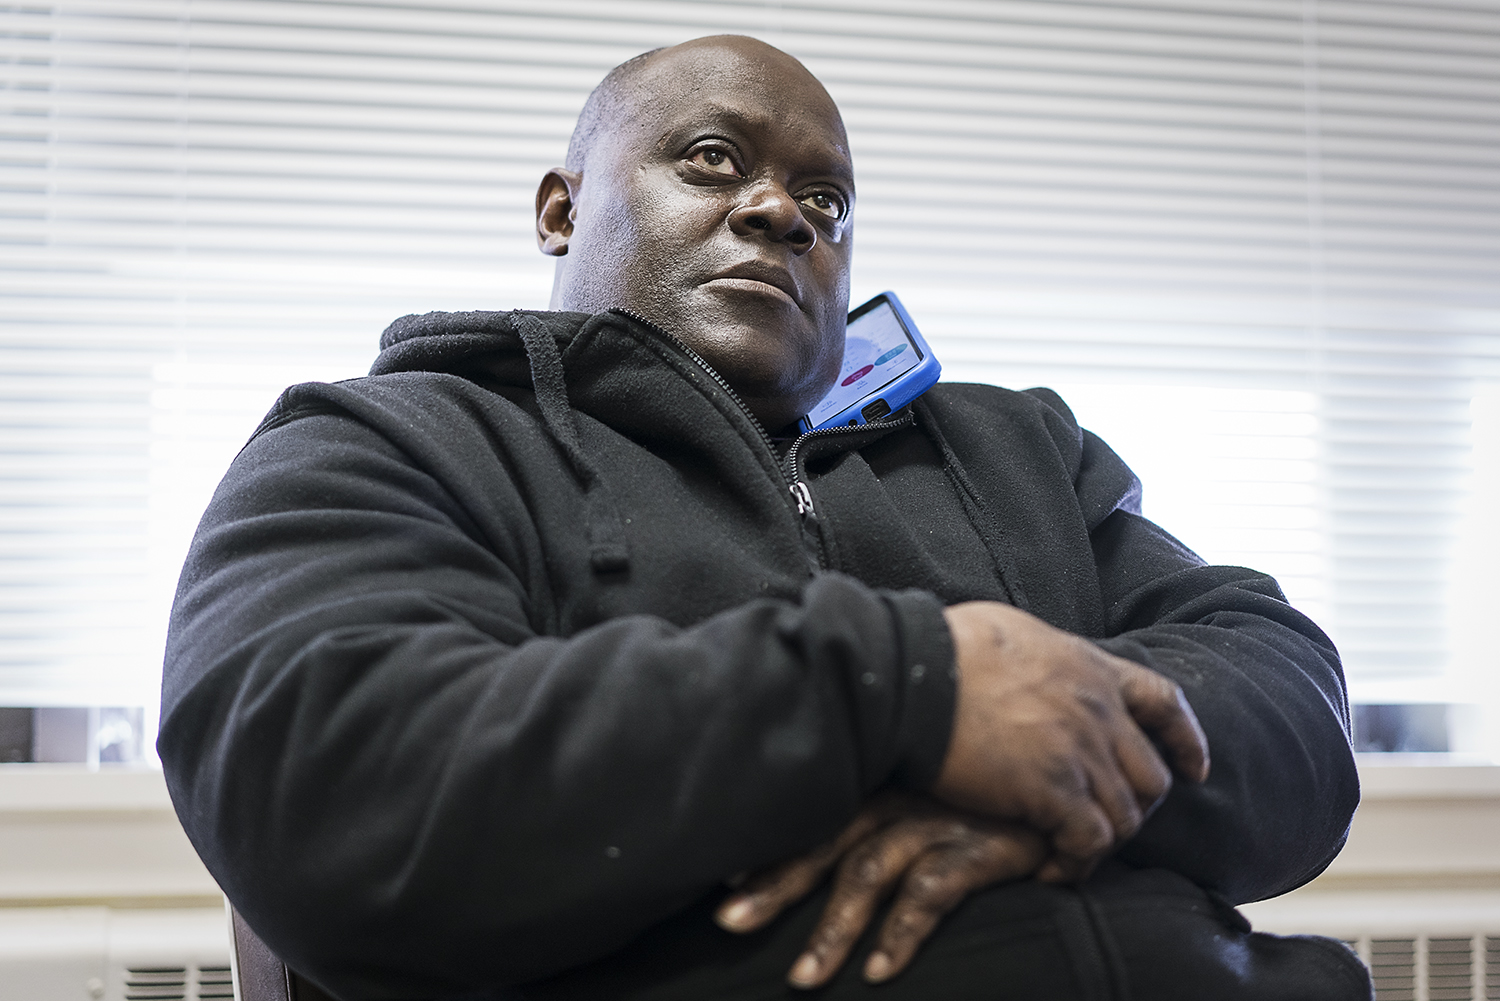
125, 967, 186, 1001
123, 965, 235, 1001
1343, 935, 1500, 1001
198, 965, 234, 1000
1432, 939, 1479, 1001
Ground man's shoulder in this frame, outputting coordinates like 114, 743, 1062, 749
921, 382, 1083, 443
250, 369, 496, 437
928, 381, 1075, 418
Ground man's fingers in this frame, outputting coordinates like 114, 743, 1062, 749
1085, 753, 1145, 840
864, 827, 1046, 983
1044, 802, 1115, 882
1117, 662, 1211, 783
786, 824, 930, 989
716, 803, 891, 933
716, 852, 832, 933
1113, 721, 1174, 814
862, 883, 947, 983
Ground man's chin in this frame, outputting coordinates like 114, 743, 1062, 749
643, 287, 835, 425
685, 282, 811, 335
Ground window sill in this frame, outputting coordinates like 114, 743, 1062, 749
1, 762, 1496, 909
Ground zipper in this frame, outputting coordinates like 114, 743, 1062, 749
780, 423, 862, 529
790, 480, 815, 520
612, 309, 825, 552
614, 308, 822, 514
609, 308, 905, 563
783, 423, 866, 488
784, 405, 915, 477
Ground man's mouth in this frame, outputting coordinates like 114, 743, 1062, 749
705, 262, 802, 308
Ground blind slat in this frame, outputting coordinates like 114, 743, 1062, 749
3, 2, 1496, 736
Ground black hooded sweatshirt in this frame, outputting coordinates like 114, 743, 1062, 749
158, 308, 1360, 999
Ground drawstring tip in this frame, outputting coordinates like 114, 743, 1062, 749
589, 545, 630, 575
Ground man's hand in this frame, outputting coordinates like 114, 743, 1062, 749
935, 601, 1210, 881
715, 793, 1046, 989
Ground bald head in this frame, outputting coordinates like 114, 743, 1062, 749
564, 36, 847, 175
536, 36, 855, 431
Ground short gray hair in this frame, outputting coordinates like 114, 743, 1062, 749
564, 48, 665, 173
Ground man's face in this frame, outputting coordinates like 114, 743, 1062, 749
543, 38, 854, 433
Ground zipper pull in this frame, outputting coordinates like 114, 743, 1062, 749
790, 481, 816, 521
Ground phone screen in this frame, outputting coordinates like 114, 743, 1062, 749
803, 299, 923, 429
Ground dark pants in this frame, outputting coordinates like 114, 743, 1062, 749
517, 864, 1372, 1001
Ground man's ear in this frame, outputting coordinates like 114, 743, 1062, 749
536, 168, 581, 257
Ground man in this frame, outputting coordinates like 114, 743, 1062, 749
159, 35, 1367, 1000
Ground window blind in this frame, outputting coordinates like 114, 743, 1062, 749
2, 1, 1497, 745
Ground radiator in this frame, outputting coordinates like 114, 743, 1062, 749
1338, 934, 1500, 1000
114, 964, 234, 1001
4, 903, 1499, 1001
1243, 886, 1500, 1001
0, 907, 230, 1001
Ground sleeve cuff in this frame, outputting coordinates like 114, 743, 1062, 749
881, 589, 957, 791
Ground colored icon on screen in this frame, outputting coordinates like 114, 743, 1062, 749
841, 364, 874, 387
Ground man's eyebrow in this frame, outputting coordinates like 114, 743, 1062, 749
664, 105, 855, 184
658, 105, 766, 149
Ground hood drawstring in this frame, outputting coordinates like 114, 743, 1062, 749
512, 313, 630, 575
912, 397, 1027, 611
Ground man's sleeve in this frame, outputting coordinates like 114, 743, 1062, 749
157, 399, 955, 999
1030, 388, 1359, 904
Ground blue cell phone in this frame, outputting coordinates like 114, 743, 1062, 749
798, 291, 941, 434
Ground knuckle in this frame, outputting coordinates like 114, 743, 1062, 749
908, 859, 971, 908
850, 854, 886, 888
1074, 690, 1113, 722
882, 908, 937, 959
889, 906, 926, 938
811, 913, 855, 950
838, 842, 885, 887
1041, 758, 1088, 797
906, 868, 950, 902
1061, 814, 1114, 857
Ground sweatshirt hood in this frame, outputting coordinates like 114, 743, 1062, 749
370, 308, 593, 383
372, 309, 629, 575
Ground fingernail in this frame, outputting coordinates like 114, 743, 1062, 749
789, 953, 820, 987
864, 951, 894, 982
716, 898, 754, 930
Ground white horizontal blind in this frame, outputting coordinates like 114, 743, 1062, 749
1, 1, 1497, 716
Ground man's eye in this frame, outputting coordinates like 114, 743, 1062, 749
800, 191, 846, 220
690, 148, 741, 176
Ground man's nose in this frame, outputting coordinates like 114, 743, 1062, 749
728, 184, 816, 254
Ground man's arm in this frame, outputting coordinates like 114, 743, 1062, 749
161, 383, 1210, 999
1092, 505, 1358, 902
715, 599, 1213, 991
717, 387, 1357, 987
159, 403, 953, 998
985, 387, 1359, 903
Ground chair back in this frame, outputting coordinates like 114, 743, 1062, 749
229, 906, 338, 1001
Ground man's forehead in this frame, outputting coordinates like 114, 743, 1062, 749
620, 41, 851, 165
